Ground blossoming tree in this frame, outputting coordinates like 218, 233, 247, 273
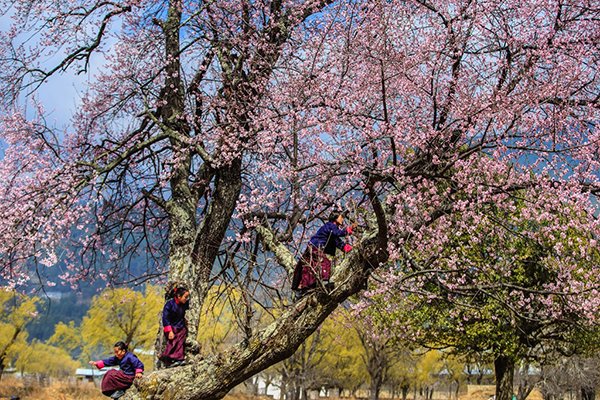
360, 196, 600, 399
0, 0, 599, 399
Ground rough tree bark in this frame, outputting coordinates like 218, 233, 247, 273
495, 356, 515, 400
130, 230, 385, 399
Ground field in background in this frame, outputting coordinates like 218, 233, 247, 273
0, 377, 105, 400
0, 379, 543, 400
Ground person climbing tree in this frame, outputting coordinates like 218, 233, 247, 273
292, 211, 355, 297
89, 341, 144, 399
159, 285, 190, 368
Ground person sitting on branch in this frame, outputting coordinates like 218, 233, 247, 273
89, 341, 144, 399
292, 211, 355, 297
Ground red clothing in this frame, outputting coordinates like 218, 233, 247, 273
101, 369, 135, 396
161, 326, 187, 362
296, 245, 331, 289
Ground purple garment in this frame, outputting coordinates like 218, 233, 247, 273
101, 352, 144, 376
308, 221, 348, 256
162, 298, 189, 330
298, 245, 331, 289
161, 326, 187, 362
101, 369, 135, 395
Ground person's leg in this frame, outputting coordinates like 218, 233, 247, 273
320, 254, 334, 290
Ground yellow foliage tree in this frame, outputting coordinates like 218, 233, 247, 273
46, 321, 83, 352
15, 341, 79, 378
47, 320, 84, 358
320, 311, 368, 395
81, 286, 162, 364
0, 288, 39, 379
197, 285, 258, 354
272, 309, 368, 400
386, 351, 416, 400
414, 351, 444, 400
439, 354, 467, 400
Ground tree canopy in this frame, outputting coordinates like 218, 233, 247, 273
1, 1, 599, 399
0, 288, 38, 379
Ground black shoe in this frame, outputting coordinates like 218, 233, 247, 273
159, 356, 172, 368
111, 390, 125, 399
169, 360, 186, 368
294, 287, 315, 301
293, 290, 304, 301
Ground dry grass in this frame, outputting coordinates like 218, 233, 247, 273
460, 385, 543, 400
0, 380, 544, 400
224, 394, 276, 400
0, 377, 105, 400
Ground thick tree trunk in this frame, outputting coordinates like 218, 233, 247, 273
367, 348, 386, 400
130, 234, 383, 399
187, 159, 243, 337
134, 289, 343, 399
495, 356, 515, 400
163, 159, 241, 355
370, 377, 383, 400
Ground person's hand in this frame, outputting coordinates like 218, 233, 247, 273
168, 331, 175, 340
88, 361, 97, 367
346, 222, 357, 234
135, 372, 143, 379
343, 244, 352, 252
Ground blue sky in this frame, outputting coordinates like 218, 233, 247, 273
1, 7, 102, 130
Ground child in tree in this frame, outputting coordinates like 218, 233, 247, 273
89, 341, 144, 399
160, 285, 190, 367
292, 211, 355, 296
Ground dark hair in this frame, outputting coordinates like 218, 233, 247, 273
114, 341, 128, 352
328, 210, 345, 222
165, 282, 189, 300
173, 287, 188, 298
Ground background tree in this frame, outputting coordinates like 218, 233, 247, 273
197, 285, 255, 355
320, 313, 367, 397
347, 310, 406, 400
0, 289, 38, 379
14, 340, 79, 380
1, 0, 599, 398
362, 195, 600, 400
81, 286, 162, 363
260, 307, 367, 400
47, 320, 85, 361
414, 351, 444, 400
463, 353, 494, 385
439, 354, 467, 400
359, 328, 391, 400
277, 325, 330, 400
386, 352, 416, 400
